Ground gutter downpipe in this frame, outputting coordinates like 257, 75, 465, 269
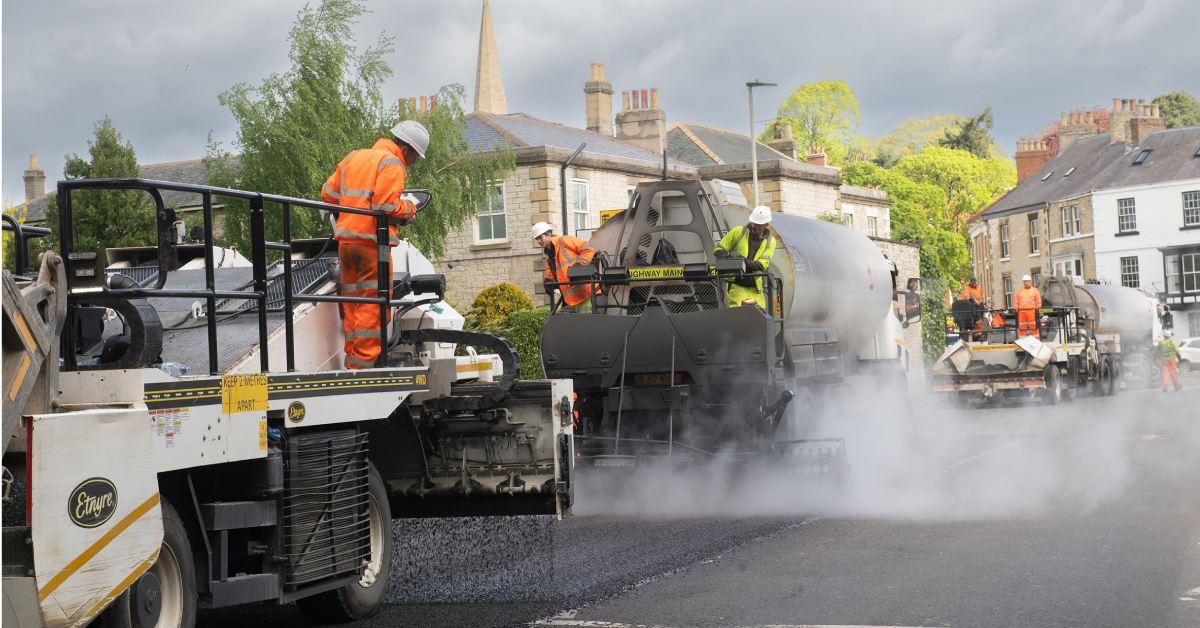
561, 143, 586, 235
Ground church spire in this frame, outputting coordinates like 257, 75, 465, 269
473, 0, 508, 114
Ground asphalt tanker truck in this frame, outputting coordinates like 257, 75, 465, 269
2, 179, 574, 627
933, 276, 1161, 403
540, 179, 919, 468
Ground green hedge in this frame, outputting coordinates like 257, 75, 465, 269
464, 282, 534, 334
504, 307, 550, 380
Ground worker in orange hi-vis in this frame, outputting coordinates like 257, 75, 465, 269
1014, 274, 1043, 338
322, 120, 428, 369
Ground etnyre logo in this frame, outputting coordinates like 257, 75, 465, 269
68, 478, 118, 528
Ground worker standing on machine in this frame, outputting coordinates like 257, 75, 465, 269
1158, 330, 1183, 392
1014, 274, 1042, 338
534, 222, 597, 313
956, 276, 985, 339
716, 205, 776, 308
322, 120, 429, 369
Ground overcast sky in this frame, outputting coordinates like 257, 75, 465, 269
4, 0, 1199, 206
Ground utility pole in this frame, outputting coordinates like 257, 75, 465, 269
747, 80, 776, 207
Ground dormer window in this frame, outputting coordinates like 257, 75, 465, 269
1040, 171, 1054, 181
1063, 167, 1076, 177
1133, 149, 1151, 165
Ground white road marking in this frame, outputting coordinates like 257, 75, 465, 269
931, 438, 1022, 475
535, 622, 929, 628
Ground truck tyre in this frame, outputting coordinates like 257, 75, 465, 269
1098, 357, 1115, 396
104, 500, 197, 628
1042, 365, 1062, 405
296, 463, 393, 624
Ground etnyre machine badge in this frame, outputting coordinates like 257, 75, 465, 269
287, 401, 306, 423
68, 477, 118, 528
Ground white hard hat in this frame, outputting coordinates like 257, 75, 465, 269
1164, 329, 1173, 338
1022, 274, 1032, 281
390, 120, 430, 158
531, 221, 554, 239
749, 205, 773, 225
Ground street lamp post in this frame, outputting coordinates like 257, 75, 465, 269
747, 79, 776, 208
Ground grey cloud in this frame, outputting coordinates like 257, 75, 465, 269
5, 0, 1199, 205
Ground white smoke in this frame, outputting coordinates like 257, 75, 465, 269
573, 376, 1198, 522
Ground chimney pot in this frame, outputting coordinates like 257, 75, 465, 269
420, 95, 428, 112
773, 121, 781, 140
591, 63, 605, 81
1113, 98, 1120, 112
783, 122, 793, 140
1152, 104, 1160, 118
30, 154, 38, 169
650, 88, 659, 109
641, 89, 649, 109
430, 95, 437, 109
622, 91, 630, 111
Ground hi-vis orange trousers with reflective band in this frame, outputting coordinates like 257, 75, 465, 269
339, 242, 390, 369
1017, 308, 1039, 338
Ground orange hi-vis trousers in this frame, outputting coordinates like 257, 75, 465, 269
339, 242, 390, 369
1161, 360, 1181, 391
1017, 308, 1039, 338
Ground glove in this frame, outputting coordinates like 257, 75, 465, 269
746, 260, 763, 272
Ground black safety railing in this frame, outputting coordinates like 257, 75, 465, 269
57, 178, 412, 375
546, 258, 782, 319
2, 214, 51, 280
950, 303, 1088, 345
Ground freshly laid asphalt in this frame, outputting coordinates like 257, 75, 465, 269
202, 377, 1200, 628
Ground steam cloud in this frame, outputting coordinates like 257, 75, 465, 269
572, 376, 1198, 521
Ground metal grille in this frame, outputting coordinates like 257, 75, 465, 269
282, 429, 371, 589
211, 257, 334, 315
106, 264, 159, 286
646, 207, 660, 225
626, 282, 721, 315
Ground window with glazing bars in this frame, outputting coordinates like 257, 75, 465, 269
1120, 256, 1140, 288
476, 182, 506, 241
1117, 198, 1137, 233
999, 223, 1010, 258
1028, 213, 1039, 253
1183, 191, 1200, 227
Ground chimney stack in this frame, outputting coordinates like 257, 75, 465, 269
805, 146, 827, 167
1015, 138, 1051, 183
1059, 108, 1099, 153
1128, 98, 1166, 145
23, 154, 45, 202
767, 121, 798, 160
584, 63, 614, 136
615, 86, 666, 154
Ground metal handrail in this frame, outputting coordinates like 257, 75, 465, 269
2, 214, 51, 278
57, 178, 403, 375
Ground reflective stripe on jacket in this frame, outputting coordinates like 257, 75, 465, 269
322, 139, 417, 246
1158, 339, 1180, 361
716, 225, 776, 292
1015, 287, 1042, 310
543, 235, 596, 307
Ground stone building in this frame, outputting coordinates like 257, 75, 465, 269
972, 98, 1200, 336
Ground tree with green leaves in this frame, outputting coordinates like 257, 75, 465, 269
1152, 91, 1200, 129
767, 80, 862, 166
871, 113, 964, 167
937, 108, 996, 158
893, 146, 1015, 231
207, 0, 511, 258
42, 116, 155, 255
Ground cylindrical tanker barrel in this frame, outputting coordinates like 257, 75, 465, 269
1071, 283, 1156, 340
721, 204, 892, 349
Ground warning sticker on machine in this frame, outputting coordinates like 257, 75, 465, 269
628, 266, 685, 280
149, 408, 187, 448
221, 373, 268, 414
259, 418, 268, 452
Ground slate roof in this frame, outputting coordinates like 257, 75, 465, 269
468, 112, 685, 166
984, 127, 1200, 218
21, 158, 239, 224
666, 123, 790, 168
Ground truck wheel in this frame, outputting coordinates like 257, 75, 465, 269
1098, 357, 1114, 396
104, 500, 197, 628
296, 463, 393, 623
1042, 366, 1062, 405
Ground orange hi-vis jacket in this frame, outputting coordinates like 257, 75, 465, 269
321, 139, 418, 247
957, 284, 983, 303
1015, 286, 1042, 311
543, 235, 597, 307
